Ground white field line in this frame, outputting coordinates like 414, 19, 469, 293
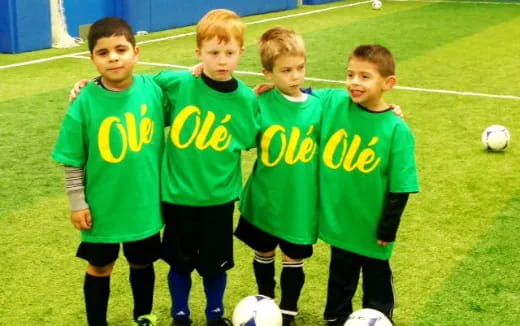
2, 0, 519, 101
70, 56, 520, 101
1, 0, 516, 70
0, 1, 371, 70
390, 0, 520, 5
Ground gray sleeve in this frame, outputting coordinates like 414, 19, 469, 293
64, 166, 89, 212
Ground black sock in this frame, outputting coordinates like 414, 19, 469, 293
129, 264, 155, 320
84, 273, 110, 326
253, 254, 276, 298
280, 261, 305, 314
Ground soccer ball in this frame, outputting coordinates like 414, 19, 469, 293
372, 0, 383, 10
481, 125, 510, 151
344, 308, 393, 326
232, 295, 283, 326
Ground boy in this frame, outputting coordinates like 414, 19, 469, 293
234, 27, 321, 326
317, 45, 419, 325
52, 17, 165, 326
153, 9, 258, 326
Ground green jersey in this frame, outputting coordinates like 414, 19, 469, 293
239, 90, 322, 244
154, 71, 258, 206
52, 75, 165, 243
316, 89, 419, 260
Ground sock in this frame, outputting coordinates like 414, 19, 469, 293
129, 265, 155, 320
203, 272, 227, 320
84, 273, 110, 326
253, 253, 276, 298
168, 269, 192, 320
279, 261, 305, 315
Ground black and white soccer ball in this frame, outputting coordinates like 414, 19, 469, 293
482, 125, 510, 151
372, 0, 383, 10
232, 295, 282, 326
344, 308, 393, 326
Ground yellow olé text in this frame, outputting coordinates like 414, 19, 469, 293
261, 125, 317, 166
170, 106, 232, 151
97, 105, 154, 163
322, 129, 380, 173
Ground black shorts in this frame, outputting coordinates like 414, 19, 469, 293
234, 217, 313, 260
76, 233, 161, 267
161, 201, 235, 278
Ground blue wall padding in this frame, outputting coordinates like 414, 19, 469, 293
303, 0, 343, 4
0, 0, 299, 53
63, 0, 298, 37
63, 0, 116, 37
0, 0, 52, 53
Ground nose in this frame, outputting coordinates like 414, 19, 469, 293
217, 54, 227, 65
350, 75, 360, 85
108, 51, 119, 61
291, 70, 301, 80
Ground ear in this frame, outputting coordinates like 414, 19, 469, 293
262, 68, 273, 81
134, 46, 140, 61
195, 48, 201, 59
383, 75, 397, 91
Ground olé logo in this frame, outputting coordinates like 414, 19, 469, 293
170, 105, 232, 151
260, 125, 317, 166
98, 104, 154, 163
322, 129, 381, 173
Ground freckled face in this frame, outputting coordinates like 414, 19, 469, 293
196, 37, 243, 82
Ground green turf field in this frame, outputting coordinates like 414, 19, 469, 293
1, 0, 519, 325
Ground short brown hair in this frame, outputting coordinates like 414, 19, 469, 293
88, 17, 135, 54
349, 44, 395, 77
196, 9, 245, 48
258, 27, 306, 72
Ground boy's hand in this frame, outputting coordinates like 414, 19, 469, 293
69, 79, 90, 102
254, 83, 275, 95
389, 104, 404, 118
190, 63, 204, 77
71, 209, 92, 230
378, 240, 391, 246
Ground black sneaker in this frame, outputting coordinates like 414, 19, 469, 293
282, 314, 296, 326
206, 317, 233, 326
171, 318, 192, 326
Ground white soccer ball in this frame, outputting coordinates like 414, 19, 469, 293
344, 308, 393, 326
481, 125, 510, 151
372, 0, 383, 10
232, 295, 283, 326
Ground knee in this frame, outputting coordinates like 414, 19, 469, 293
256, 250, 276, 258
87, 263, 114, 277
281, 254, 302, 264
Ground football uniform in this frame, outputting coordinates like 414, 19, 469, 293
316, 89, 419, 260
239, 89, 322, 245
154, 70, 259, 206
52, 75, 165, 243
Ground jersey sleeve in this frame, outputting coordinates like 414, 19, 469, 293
51, 100, 87, 168
153, 70, 187, 109
388, 121, 420, 193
